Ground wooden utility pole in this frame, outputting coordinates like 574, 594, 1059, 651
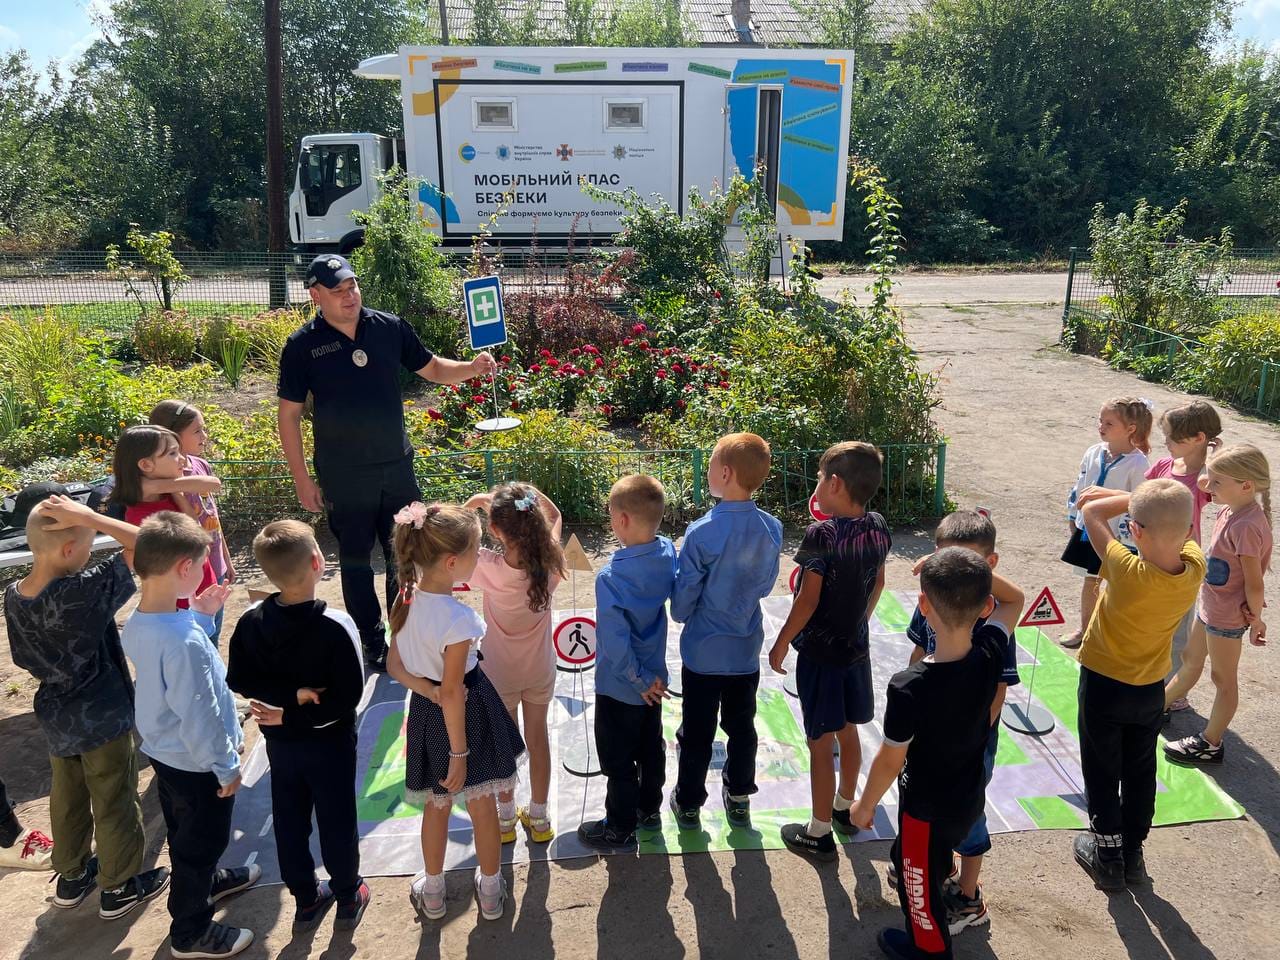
265, 0, 288, 306
438, 0, 450, 43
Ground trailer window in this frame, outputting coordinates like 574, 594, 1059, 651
473, 99, 515, 131
605, 99, 646, 131
300, 143, 363, 218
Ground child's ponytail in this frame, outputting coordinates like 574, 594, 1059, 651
1209, 444, 1273, 525
488, 483, 565, 612
388, 502, 482, 637
1106, 397, 1155, 456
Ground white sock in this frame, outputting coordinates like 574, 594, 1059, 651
498, 801, 516, 821
479, 871, 502, 894
421, 872, 444, 892
808, 817, 833, 837
728, 793, 750, 803
527, 801, 547, 820
833, 792, 853, 812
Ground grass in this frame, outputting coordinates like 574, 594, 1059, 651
1, 301, 309, 336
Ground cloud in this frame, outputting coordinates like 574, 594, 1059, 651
0, 24, 20, 49
1239, 0, 1280, 23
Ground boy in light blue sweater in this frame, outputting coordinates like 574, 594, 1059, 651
121, 512, 259, 960
670, 433, 782, 828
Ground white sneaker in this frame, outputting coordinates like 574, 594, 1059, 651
474, 868, 506, 921
0, 828, 54, 871
411, 872, 446, 921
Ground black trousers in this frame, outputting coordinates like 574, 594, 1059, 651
266, 734, 361, 903
151, 759, 234, 946
1077, 667, 1164, 853
891, 810, 972, 959
674, 668, 759, 807
595, 694, 665, 836
0, 774, 20, 847
318, 456, 421, 645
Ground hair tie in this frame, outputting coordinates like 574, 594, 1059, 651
513, 491, 539, 512
400, 582, 414, 606
394, 502, 437, 528
1140, 398, 1154, 411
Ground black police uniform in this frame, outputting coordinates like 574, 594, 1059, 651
277, 299, 432, 666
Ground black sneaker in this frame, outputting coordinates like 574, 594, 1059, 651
210, 864, 260, 903
780, 823, 837, 862
668, 791, 700, 830
944, 885, 989, 934
721, 785, 750, 828
1164, 733, 1224, 766
636, 809, 662, 831
1124, 848, 1150, 886
577, 818, 635, 850
832, 806, 853, 833
170, 921, 253, 958
52, 856, 99, 909
99, 866, 171, 920
876, 927, 918, 960
1073, 833, 1125, 892
292, 881, 335, 931
363, 628, 387, 672
335, 881, 370, 930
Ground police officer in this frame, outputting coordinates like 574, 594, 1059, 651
277, 254, 495, 670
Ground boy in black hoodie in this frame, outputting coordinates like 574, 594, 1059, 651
226, 520, 368, 930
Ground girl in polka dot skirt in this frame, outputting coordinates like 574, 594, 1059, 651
385, 502, 525, 922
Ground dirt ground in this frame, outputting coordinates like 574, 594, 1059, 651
3, 285, 1279, 960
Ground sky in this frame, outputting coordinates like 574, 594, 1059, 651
2, 0, 1279, 74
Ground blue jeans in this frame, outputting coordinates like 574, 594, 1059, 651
208, 572, 227, 645
955, 721, 999, 857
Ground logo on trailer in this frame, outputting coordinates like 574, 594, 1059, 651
556, 144, 574, 161
458, 143, 477, 163
612, 144, 627, 160
495, 145, 511, 161
1019, 586, 1066, 628
554, 616, 597, 665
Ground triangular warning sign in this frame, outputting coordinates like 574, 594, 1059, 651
452, 582, 471, 592
1019, 586, 1065, 627
563, 533, 594, 573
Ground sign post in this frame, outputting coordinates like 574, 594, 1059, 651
558, 533, 601, 778
1001, 586, 1065, 736
463, 275, 521, 433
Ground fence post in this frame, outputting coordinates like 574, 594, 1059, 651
692, 449, 703, 508
933, 442, 947, 517
1258, 363, 1270, 415
1061, 247, 1078, 331
483, 450, 494, 487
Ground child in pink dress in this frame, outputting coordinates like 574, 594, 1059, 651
463, 483, 565, 843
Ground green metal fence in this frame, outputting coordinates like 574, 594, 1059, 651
1061, 246, 1280, 420
209, 443, 948, 530
0, 246, 621, 335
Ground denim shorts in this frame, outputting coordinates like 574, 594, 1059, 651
1199, 617, 1247, 640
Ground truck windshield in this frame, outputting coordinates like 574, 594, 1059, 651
300, 144, 363, 217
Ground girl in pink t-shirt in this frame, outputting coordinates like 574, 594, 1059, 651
1165, 444, 1273, 766
463, 483, 564, 844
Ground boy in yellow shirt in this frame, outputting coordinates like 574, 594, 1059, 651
1074, 479, 1204, 891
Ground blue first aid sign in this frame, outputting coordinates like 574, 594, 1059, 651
464, 275, 507, 349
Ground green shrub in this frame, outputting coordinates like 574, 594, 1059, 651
1191, 309, 1280, 404
352, 168, 459, 356
0, 312, 87, 411
133, 309, 201, 365
104, 226, 189, 313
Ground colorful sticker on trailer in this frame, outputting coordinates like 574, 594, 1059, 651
418, 180, 460, 225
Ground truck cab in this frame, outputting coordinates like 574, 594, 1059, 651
288, 133, 399, 254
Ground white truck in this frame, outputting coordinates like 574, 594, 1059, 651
289, 44, 856, 254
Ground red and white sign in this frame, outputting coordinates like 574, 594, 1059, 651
554, 616, 597, 666
1019, 586, 1065, 628
452, 582, 471, 592
976, 506, 991, 520
789, 566, 801, 593
808, 493, 831, 522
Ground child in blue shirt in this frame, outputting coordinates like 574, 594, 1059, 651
769, 441, 891, 861
670, 433, 782, 828
896, 510, 1024, 937
121, 512, 259, 959
578, 475, 677, 850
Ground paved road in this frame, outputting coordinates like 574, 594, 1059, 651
817, 271, 1069, 305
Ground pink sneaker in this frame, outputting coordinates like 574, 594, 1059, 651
1169, 697, 1191, 712
411, 872, 446, 921
474, 869, 506, 921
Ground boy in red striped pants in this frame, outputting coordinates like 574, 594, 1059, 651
852, 548, 1022, 959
